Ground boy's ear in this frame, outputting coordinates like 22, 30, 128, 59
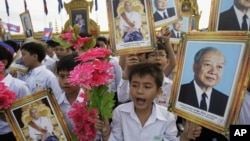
32, 54, 38, 60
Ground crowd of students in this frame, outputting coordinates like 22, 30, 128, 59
0, 26, 249, 141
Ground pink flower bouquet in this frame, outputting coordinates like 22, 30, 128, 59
0, 62, 16, 114
56, 25, 115, 141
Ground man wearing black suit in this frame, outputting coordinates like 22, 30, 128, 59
178, 47, 228, 117
170, 20, 184, 38
218, 0, 250, 31
153, 0, 176, 22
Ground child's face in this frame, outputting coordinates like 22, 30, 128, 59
54, 45, 70, 60
129, 74, 162, 111
146, 50, 168, 70
21, 49, 36, 68
58, 70, 80, 94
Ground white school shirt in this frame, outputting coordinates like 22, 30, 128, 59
117, 76, 173, 107
42, 55, 56, 72
108, 102, 179, 141
19, 65, 63, 100
57, 89, 84, 133
108, 58, 122, 93
0, 74, 31, 135
238, 90, 250, 124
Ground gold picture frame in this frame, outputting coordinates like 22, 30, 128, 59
168, 32, 250, 135
70, 8, 89, 34
5, 89, 72, 141
152, 0, 181, 28
106, 0, 156, 55
20, 11, 34, 38
208, 0, 244, 31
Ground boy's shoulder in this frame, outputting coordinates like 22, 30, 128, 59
154, 103, 176, 121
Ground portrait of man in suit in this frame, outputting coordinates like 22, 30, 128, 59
153, 0, 176, 22
170, 20, 184, 38
218, 0, 250, 31
23, 16, 33, 38
178, 47, 228, 117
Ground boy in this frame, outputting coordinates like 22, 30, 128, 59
95, 63, 201, 141
0, 42, 31, 141
53, 41, 71, 60
56, 54, 83, 133
18, 42, 62, 100
45, 40, 58, 61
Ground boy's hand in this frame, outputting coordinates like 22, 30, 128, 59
94, 118, 110, 133
123, 54, 140, 79
161, 26, 171, 41
180, 120, 202, 141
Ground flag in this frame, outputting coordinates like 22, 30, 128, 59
0, 21, 20, 33
95, 0, 98, 11
42, 28, 53, 41
5, 0, 9, 16
7, 23, 20, 32
24, 0, 27, 11
58, 0, 63, 14
1, 21, 9, 30
43, 0, 48, 15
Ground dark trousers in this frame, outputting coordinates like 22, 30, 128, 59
0, 132, 16, 141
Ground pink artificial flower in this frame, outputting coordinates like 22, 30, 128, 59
60, 31, 73, 43
68, 63, 94, 89
0, 83, 16, 110
68, 96, 98, 141
91, 60, 114, 86
77, 48, 112, 62
72, 36, 91, 51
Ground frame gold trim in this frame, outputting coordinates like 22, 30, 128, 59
107, 0, 156, 55
168, 31, 250, 135
6, 89, 72, 140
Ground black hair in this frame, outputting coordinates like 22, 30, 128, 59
21, 42, 46, 62
0, 45, 13, 69
46, 40, 60, 48
145, 40, 168, 59
56, 54, 80, 73
4, 40, 20, 52
96, 36, 108, 45
79, 32, 92, 38
128, 63, 163, 89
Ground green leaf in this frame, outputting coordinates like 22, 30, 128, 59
73, 24, 81, 36
53, 36, 71, 49
82, 37, 96, 51
71, 134, 79, 141
88, 85, 115, 119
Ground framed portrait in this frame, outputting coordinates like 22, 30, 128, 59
208, 0, 248, 31
168, 32, 250, 135
3, 32, 11, 41
152, 0, 181, 28
70, 8, 89, 34
106, 0, 156, 55
20, 11, 34, 38
6, 89, 72, 141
